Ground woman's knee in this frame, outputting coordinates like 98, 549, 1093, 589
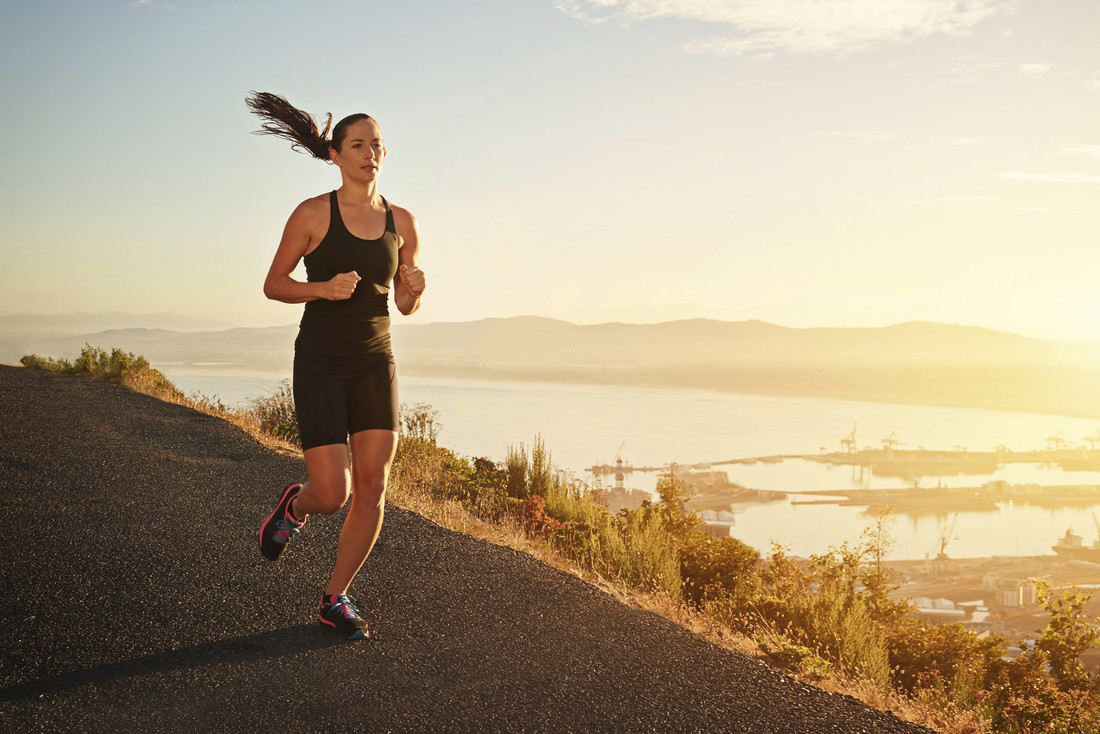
352, 471, 387, 506
308, 475, 351, 514
302, 443, 353, 514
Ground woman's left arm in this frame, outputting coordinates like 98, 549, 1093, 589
393, 206, 425, 316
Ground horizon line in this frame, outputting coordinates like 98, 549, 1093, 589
2, 310, 1096, 344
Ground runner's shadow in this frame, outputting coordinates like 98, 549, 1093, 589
0, 624, 345, 702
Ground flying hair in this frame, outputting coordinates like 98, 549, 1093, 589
245, 91, 334, 161
246, 91, 375, 161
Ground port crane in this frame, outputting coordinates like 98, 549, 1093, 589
613, 442, 627, 487
841, 423, 858, 453
932, 513, 959, 561
1085, 427, 1100, 450
1046, 431, 1069, 451
882, 432, 903, 451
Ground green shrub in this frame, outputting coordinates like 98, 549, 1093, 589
610, 506, 682, 599
401, 402, 442, 443
20, 353, 67, 371
655, 470, 701, 542
248, 379, 299, 445
984, 650, 1100, 734
679, 533, 760, 606
464, 456, 509, 519
505, 441, 530, 499
504, 434, 558, 501
757, 632, 833, 679
783, 575, 891, 687
1034, 581, 1100, 692
393, 435, 458, 499
888, 618, 1003, 702
22, 345, 184, 402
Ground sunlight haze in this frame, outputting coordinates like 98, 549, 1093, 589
1, 0, 1097, 340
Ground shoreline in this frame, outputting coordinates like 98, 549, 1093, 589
153, 359, 1100, 422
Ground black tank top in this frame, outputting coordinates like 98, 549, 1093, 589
296, 191, 400, 357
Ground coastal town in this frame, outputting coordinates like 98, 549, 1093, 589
591, 436, 1100, 671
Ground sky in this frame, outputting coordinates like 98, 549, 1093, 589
1, 0, 1098, 341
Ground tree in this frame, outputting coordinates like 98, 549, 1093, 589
654, 469, 700, 542
401, 402, 442, 443
1034, 581, 1100, 691
505, 441, 529, 499
857, 506, 907, 624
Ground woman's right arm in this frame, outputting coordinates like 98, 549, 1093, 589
263, 199, 360, 303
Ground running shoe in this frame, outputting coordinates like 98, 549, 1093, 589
319, 594, 370, 640
259, 482, 306, 561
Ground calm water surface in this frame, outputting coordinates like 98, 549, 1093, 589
162, 368, 1100, 560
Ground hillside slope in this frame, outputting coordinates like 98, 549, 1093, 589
0, 365, 931, 733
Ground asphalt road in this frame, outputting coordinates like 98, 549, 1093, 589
0, 365, 935, 733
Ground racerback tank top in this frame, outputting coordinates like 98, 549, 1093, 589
296, 191, 400, 357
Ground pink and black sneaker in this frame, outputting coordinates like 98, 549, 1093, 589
259, 482, 307, 561
319, 594, 369, 640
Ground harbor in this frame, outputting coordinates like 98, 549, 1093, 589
591, 434, 1100, 651
589, 423, 1100, 499
588, 425, 1100, 563
788, 482, 1100, 511
590, 440, 1100, 486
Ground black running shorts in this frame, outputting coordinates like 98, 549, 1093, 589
293, 351, 399, 450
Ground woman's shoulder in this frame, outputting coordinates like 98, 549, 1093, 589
387, 201, 417, 229
300, 191, 333, 212
288, 192, 332, 225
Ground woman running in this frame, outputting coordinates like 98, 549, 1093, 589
247, 92, 426, 640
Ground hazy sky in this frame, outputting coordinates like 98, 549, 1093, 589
1, 0, 1098, 340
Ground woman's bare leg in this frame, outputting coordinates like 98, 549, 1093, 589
325, 429, 398, 596
292, 443, 353, 518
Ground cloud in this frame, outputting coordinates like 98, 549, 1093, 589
1019, 63, 1051, 78
931, 195, 1096, 214
1062, 145, 1100, 159
812, 131, 893, 140
997, 171, 1100, 183
129, 0, 180, 9
948, 57, 1004, 85
555, 0, 1013, 56
941, 195, 999, 202
555, 0, 614, 23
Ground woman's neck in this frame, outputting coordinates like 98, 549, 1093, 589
337, 179, 380, 207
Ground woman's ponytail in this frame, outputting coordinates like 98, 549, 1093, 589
245, 91, 333, 161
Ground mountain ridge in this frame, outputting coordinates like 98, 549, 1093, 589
4, 314, 1096, 372
6, 315, 1099, 417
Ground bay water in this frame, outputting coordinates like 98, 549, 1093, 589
162, 367, 1100, 561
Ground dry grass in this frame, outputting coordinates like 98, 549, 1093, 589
813, 676, 989, 734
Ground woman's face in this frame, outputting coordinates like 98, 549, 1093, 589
331, 119, 385, 181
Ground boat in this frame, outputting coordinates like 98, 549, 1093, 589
1051, 528, 1100, 560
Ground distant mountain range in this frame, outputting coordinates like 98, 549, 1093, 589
0, 312, 233, 337
4, 314, 1100, 418
391, 316, 1100, 368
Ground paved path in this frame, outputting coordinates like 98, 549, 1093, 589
0, 365, 934, 733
